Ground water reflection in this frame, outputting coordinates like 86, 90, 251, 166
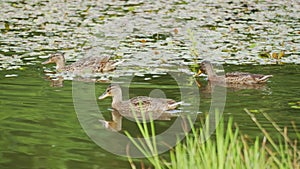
99, 110, 123, 132
195, 78, 269, 94
49, 76, 64, 87
1, 0, 299, 168
0, 64, 299, 168
45, 75, 111, 87
99, 109, 177, 132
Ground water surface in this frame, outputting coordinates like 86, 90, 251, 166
0, 0, 300, 168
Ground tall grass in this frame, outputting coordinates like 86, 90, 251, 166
125, 105, 162, 169
125, 109, 300, 169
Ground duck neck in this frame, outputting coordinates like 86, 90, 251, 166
112, 88, 123, 106
56, 60, 65, 72
205, 63, 216, 78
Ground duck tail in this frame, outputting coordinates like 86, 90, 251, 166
168, 101, 184, 109
112, 60, 125, 67
259, 75, 273, 82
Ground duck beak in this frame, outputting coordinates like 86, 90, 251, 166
98, 91, 110, 100
194, 69, 202, 77
42, 59, 52, 65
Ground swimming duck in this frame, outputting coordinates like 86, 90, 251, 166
42, 53, 122, 73
98, 84, 181, 119
197, 61, 273, 85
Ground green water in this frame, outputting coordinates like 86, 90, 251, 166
1, 0, 300, 168
0, 64, 299, 168
0, 67, 126, 169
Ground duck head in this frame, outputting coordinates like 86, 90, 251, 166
98, 84, 122, 100
195, 61, 211, 76
42, 53, 65, 71
42, 53, 65, 64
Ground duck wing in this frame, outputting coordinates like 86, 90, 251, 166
128, 96, 177, 112
225, 72, 272, 84
67, 56, 114, 72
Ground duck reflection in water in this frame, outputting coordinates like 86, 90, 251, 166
99, 109, 178, 132
195, 79, 269, 94
44, 75, 111, 87
49, 76, 64, 87
99, 110, 123, 132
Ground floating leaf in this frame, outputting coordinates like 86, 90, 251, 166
174, 28, 179, 34
272, 52, 278, 59
140, 39, 146, 43
249, 43, 257, 48
83, 6, 91, 12
278, 51, 285, 58
128, 6, 135, 12
258, 52, 270, 58
99, 16, 105, 20
4, 21, 10, 31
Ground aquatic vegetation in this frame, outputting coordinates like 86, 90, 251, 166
1, 1, 300, 168
1, 1, 299, 72
126, 110, 300, 169
259, 50, 286, 64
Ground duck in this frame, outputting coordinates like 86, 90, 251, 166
42, 53, 122, 73
98, 84, 181, 119
197, 61, 273, 85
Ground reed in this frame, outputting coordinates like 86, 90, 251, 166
125, 109, 300, 169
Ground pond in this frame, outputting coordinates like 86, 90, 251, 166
0, 0, 299, 168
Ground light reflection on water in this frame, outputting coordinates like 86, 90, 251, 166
1, 63, 300, 168
0, 0, 300, 168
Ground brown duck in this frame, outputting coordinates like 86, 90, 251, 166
197, 61, 273, 85
98, 84, 181, 119
42, 53, 122, 73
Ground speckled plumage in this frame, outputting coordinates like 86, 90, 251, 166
98, 84, 180, 118
42, 53, 121, 73
199, 61, 273, 84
